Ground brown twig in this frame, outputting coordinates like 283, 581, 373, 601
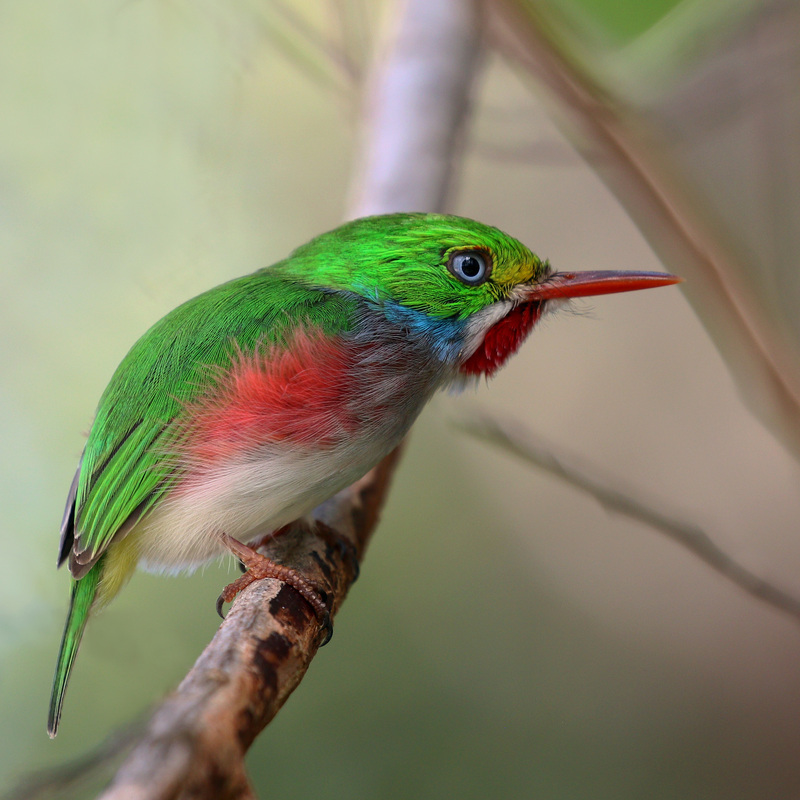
460, 411, 800, 625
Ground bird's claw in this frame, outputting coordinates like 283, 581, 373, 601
319, 611, 333, 646
216, 535, 333, 640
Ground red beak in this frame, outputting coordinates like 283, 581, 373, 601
525, 270, 682, 301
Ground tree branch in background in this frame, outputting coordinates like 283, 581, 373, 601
460, 411, 800, 625
347, 0, 482, 217
92, 1, 484, 797
488, 0, 800, 459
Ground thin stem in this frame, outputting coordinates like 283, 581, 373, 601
461, 412, 800, 625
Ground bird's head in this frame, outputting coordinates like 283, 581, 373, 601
281, 213, 680, 377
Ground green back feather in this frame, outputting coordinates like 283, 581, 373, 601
73, 276, 358, 570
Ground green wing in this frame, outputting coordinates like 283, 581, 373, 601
62, 268, 358, 577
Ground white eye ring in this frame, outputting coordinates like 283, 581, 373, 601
447, 250, 491, 285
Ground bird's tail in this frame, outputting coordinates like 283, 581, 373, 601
47, 559, 103, 738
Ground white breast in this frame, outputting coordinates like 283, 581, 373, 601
130, 427, 403, 573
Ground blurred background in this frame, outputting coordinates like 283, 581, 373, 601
2, 0, 800, 797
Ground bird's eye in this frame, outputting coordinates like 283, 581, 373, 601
447, 250, 491, 286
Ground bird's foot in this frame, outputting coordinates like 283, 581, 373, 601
245, 522, 360, 581
240, 523, 293, 558
235, 523, 296, 572
217, 532, 332, 643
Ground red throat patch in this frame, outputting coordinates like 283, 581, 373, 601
461, 302, 543, 377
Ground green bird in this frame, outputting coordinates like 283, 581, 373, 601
48, 213, 680, 736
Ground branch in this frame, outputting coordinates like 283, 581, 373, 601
489, 1, 800, 459
347, 0, 483, 217
460, 412, 800, 625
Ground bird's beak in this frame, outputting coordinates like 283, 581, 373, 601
524, 270, 682, 301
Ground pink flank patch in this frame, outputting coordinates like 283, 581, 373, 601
461, 302, 542, 377
179, 328, 358, 462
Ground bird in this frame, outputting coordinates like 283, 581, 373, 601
47, 212, 680, 737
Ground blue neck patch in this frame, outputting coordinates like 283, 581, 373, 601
375, 300, 469, 364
